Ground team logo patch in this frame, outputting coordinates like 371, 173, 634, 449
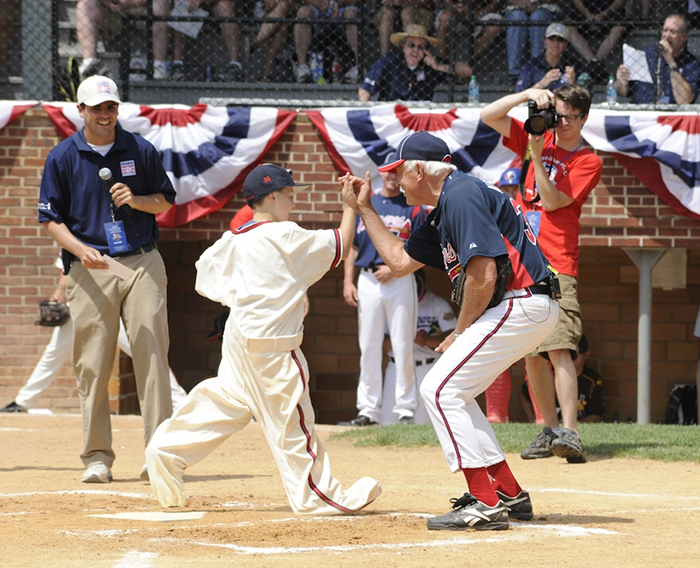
120, 160, 136, 176
96, 81, 112, 95
263, 175, 271, 183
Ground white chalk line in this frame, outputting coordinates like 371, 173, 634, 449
112, 551, 158, 568
0, 489, 152, 499
530, 487, 700, 500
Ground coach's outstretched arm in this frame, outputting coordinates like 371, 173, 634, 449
340, 172, 423, 277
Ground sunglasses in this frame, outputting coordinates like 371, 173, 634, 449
405, 41, 428, 50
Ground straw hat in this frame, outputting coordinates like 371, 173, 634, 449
390, 24, 439, 48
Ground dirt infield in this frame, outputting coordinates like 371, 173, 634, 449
1, 413, 699, 568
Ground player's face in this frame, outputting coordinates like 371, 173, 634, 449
78, 101, 119, 145
380, 169, 399, 195
272, 187, 295, 221
403, 36, 429, 67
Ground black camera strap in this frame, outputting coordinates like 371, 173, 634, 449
519, 142, 531, 199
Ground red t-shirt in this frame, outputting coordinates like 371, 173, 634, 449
503, 119, 602, 277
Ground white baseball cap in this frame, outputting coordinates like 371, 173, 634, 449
545, 23, 570, 42
77, 75, 121, 106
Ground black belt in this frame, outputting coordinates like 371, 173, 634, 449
110, 243, 155, 259
527, 284, 550, 296
389, 356, 435, 367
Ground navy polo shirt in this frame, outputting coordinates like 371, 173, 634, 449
360, 51, 446, 101
38, 125, 176, 255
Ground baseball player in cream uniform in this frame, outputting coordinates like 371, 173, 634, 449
380, 271, 456, 425
146, 164, 381, 515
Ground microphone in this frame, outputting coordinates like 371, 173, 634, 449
99, 167, 133, 217
655, 41, 664, 103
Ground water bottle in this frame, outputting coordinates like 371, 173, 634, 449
309, 51, 324, 84
606, 75, 617, 106
331, 53, 342, 84
468, 75, 479, 105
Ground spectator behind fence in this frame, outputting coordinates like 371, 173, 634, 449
434, 1, 504, 60
515, 22, 582, 92
615, 12, 700, 105
294, 0, 359, 84
505, 1, 560, 80
521, 334, 605, 423
76, 0, 171, 79
252, 0, 295, 82
169, 0, 243, 81
558, 0, 629, 84
38, 76, 176, 484
359, 24, 472, 102
0, 0, 19, 78
375, 0, 435, 56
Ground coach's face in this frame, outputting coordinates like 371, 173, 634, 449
395, 163, 435, 206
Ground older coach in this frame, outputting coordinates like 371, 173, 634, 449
340, 131, 559, 531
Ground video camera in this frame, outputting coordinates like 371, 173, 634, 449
524, 100, 559, 136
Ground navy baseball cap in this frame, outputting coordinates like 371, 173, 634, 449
378, 132, 451, 172
498, 168, 520, 187
243, 164, 309, 205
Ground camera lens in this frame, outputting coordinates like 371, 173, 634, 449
525, 115, 549, 135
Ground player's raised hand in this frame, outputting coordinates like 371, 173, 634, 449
340, 173, 359, 210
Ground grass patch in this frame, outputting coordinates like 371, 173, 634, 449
329, 422, 700, 463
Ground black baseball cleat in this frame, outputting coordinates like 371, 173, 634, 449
1, 401, 27, 413
348, 415, 378, 427
399, 416, 415, 425
427, 493, 509, 531
496, 489, 534, 521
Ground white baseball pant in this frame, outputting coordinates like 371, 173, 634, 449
421, 292, 558, 471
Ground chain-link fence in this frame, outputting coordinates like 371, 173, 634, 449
0, 1, 698, 108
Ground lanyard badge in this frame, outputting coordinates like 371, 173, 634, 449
104, 221, 129, 254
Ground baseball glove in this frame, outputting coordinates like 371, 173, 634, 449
35, 300, 70, 327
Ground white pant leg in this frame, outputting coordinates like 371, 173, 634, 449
384, 275, 417, 417
117, 320, 188, 411
145, 376, 254, 507
381, 359, 434, 425
16, 320, 74, 409
421, 294, 558, 472
356, 271, 388, 421
225, 335, 381, 515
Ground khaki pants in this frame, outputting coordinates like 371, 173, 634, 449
68, 249, 172, 468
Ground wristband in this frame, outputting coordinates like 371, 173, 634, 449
670, 65, 679, 73
454, 330, 463, 339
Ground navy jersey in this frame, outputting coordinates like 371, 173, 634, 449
354, 192, 426, 268
405, 170, 550, 289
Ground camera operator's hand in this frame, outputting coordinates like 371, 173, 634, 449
528, 133, 545, 162
526, 88, 554, 110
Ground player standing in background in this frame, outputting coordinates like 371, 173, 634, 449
481, 84, 602, 463
343, 159, 426, 426
341, 131, 559, 531
380, 269, 456, 425
146, 164, 381, 515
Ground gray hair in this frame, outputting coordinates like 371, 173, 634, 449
403, 160, 456, 177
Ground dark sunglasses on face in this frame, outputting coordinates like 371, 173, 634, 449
406, 41, 428, 50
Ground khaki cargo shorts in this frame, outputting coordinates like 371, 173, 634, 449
529, 273, 582, 359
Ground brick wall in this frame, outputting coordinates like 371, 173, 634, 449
1, 109, 699, 423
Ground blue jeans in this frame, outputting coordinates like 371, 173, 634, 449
506, 8, 554, 76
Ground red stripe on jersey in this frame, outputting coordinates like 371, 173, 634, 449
231, 220, 270, 234
503, 238, 537, 290
330, 228, 342, 269
432, 300, 514, 471
290, 350, 352, 513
